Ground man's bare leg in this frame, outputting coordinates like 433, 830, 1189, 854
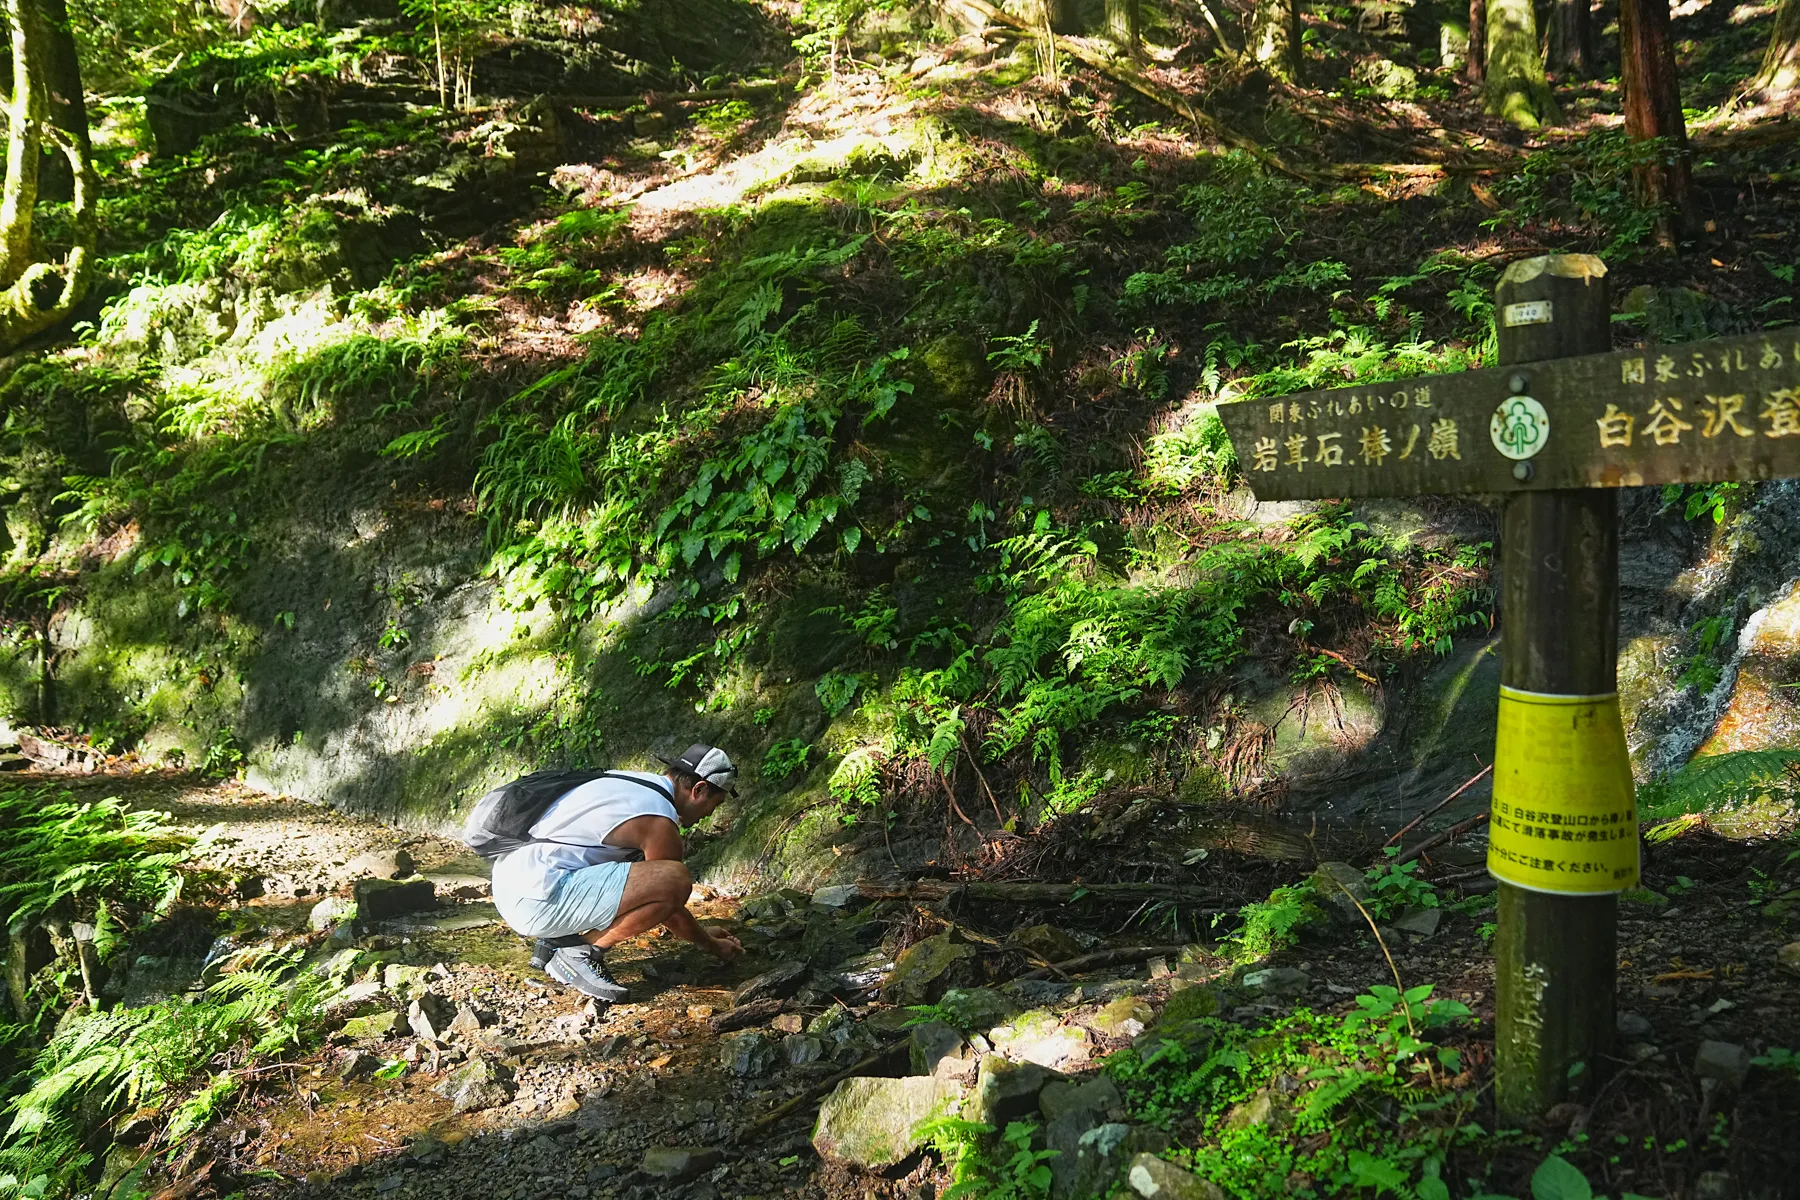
581, 860, 692, 949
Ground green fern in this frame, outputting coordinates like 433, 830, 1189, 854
1639, 749, 1800, 821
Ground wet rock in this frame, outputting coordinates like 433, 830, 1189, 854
735, 960, 809, 1005
1240, 967, 1311, 998
337, 1049, 381, 1080
1126, 1153, 1226, 1200
1309, 862, 1371, 925
881, 933, 981, 1006
1004, 979, 1078, 1007
965, 1056, 1055, 1127
1779, 941, 1800, 975
811, 884, 859, 907
408, 1134, 448, 1167
435, 1056, 515, 1113
909, 1021, 965, 1075
1011, 923, 1085, 964
990, 1009, 1091, 1071
345, 848, 416, 880
309, 896, 354, 931
1616, 1011, 1653, 1039
342, 1010, 408, 1039
1694, 1040, 1752, 1090
812, 1076, 966, 1169
408, 993, 456, 1041
640, 1146, 723, 1183
1087, 996, 1154, 1039
354, 877, 436, 921
720, 1030, 776, 1077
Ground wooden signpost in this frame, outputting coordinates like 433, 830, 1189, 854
1216, 254, 1800, 1121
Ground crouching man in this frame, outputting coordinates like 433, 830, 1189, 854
487, 744, 744, 1001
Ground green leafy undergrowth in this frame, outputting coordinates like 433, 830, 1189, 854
921, 1117, 1057, 1200
1637, 749, 1800, 822
1109, 984, 1480, 1199
0, 945, 333, 1198
1225, 882, 1321, 961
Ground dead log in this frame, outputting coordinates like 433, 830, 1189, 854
1013, 943, 1189, 981
709, 997, 786, 1033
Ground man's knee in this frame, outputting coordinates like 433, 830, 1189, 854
639, 860, 693, 907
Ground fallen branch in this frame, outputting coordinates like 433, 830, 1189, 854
857, 879, 1221, 906
1377, 763, 1493, 859
1013, 943, 1189, 981
953, 0, 1302, 179
1389, 811, 1488, 867
709, 998, 786, 1034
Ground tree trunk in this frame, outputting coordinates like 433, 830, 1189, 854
1106, 0, 1142, 56
1248, 0, 1300, 81
1753, 0, 1800, 98
1483, 0, 1554, 127
1619, 0, 1694, 242
1466, 0, 1485, 82
0, 0, 94, 353
1550, 0, 1592, 76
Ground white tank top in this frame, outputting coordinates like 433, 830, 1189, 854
489, 772, 678, 901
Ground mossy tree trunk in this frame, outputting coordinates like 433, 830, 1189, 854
1483, 0, 1554, 127
1106, 0, 1141, 56
0, 0, 94, 354
1753, 0, 1800, 97
1466, 0, 1485, 82
1248, 0, 1300, 81
1620, 0, 1694, 242
1549, 0, 1592, 76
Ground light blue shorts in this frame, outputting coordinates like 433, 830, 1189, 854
495, 861, 635, 939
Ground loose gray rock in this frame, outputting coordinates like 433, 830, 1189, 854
880, 933, 981, 1006
447, 1003, 492, 1040
1309, 862, 1371, 925
640, 1146, 723, 1183
719, 1030, 776, 1077
989, 1009, 1091, 1070
408, 992, 455, 1042
1040, 1076, 1121, 1125
435, 1056, 515, 1113
810, 884, 859, 907
1058, 1123, 1133, 1200
1779, 941, 1800, 975
354, 877, 436, 921
970, 1056, 1063, 1128
734, 961, 810, 1005
1616, 1011, 1653, 1039
345, 848, 416, 880
337, 1049, 381, 1080
784, 1033, 825, 1066
812, 1076, 965, 1169
1694, 1040, 1752, 1090
1239, 967, 1311, 997
309, 896, 354, 931
341, 1010, 408, 1039
1389, 907, 1442, 938
1126, 1153, 1227, 1200
909, 1021, 965, 1076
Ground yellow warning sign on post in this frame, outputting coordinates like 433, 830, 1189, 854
1488, 687, 1639, 894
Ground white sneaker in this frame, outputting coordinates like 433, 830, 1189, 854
545, 946, 629, 1002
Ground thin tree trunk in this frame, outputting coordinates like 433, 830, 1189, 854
1466, 0, 1486, 82
1106, 0, 1142, 56
1619, 0, 1694, 242
1753, 0, 1800, 98
1483, 0, 1554, 127
1248, 0, 1300, 81
1550, 0, 1592, 76
0, 0, 95, 353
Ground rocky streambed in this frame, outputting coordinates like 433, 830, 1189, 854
52, 772, 1800, 1200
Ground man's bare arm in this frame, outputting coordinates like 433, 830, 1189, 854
605, 815, 742, 960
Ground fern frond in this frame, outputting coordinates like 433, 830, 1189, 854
1639, 749, 1800, 820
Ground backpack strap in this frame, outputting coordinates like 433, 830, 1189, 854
519, 771, 676, 855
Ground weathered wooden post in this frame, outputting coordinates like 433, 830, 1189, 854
1490, 255, 1629, 1120
1213, 252, 1800, 1126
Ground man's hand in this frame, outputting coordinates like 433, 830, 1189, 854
706, 929, 744, 962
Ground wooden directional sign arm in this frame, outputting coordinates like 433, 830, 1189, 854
1216, 319, 1800, 501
